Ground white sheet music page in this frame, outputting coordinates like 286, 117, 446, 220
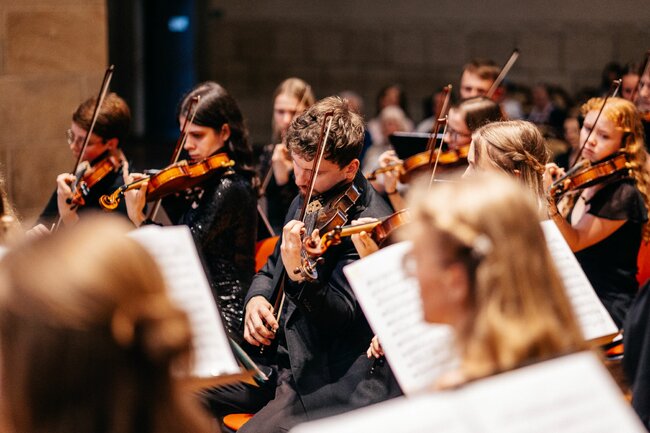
290, 352, 645, 433
343, 241, 458, 396
461, 351, 645, 432
540, 221, 618, 341
129, 225, 240, 379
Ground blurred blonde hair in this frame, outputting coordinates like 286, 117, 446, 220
405, 173, 585, 381
0, 215, 212, 433
472, 120, 550, 205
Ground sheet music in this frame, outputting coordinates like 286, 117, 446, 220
344, 241, 458, 396
541, 221, 618, 341
291, 352, 645, 433
129, 225, 240, 379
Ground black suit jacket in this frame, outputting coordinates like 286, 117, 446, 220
245, 172, 392, 413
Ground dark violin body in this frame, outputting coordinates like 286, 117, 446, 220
298, 182, 362, 280
69, 153, 123, 207
100, 152, 234, 210
304, 209, 411, 257
550, 153, 631, 200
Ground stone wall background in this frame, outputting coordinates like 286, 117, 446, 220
200, 0, 650, 147
0, 0, 107, 223
0, 0, 649, 222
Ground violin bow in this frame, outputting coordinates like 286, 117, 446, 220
486, 48, 520, 99
260, 111, 334, 354
568, 79, 622, 169
425, 85, 453, 189
146, 95, 201, 222
55, 65, 114, 230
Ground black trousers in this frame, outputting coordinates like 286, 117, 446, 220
204, 368, 308, 433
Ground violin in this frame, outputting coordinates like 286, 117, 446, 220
297, 181, 362, 280
68, 152, 123, 208
303, 209, 411, 258
549, 152, 631, 200
366, 144, 469, 184
99, 152, 235, 210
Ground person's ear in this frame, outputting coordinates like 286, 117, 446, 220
445, 263, 470, 306
345, 159, 360, 180
104, 137, 119, 151
220, 123, 231, 142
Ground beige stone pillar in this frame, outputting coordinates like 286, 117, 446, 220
0, 0, 107, 224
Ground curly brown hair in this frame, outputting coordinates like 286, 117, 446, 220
285, 96, 365, 168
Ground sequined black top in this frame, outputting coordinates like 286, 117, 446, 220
163, 165, 257, 338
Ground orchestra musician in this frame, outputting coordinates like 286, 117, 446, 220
546, 97, 650, 328
376, 96, 503, 211
262, 78, 316, 236
365, 119, 551, 360
204, 96, 392, 433
0, 215, 214, 433
33, 93, 131, 230
465, 119, 550, 207
123, 82, 258, 338
402, 172, 585, 387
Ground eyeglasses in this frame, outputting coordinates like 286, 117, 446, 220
66, 129, 105, 147
445, 127, 472, 142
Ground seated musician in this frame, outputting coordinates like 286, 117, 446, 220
262, 77, 315, 237
365, 119, 551, 360
546, 97, 649, 327
34, 93, 131, 229
204, 96, 392, 433
376, 96, 503, 211
0, 215, 214, 433
465, 119, 550, 208
123, 82, 257, 338
404, 172, 585, 387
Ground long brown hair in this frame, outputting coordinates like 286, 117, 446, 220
0, 216, 213, 433
405, 173, 585, 381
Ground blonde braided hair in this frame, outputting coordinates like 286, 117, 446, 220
472, 120, 551, 205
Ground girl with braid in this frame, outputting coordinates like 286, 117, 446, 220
464, 120, 551, 213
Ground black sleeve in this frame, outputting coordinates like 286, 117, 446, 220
587, 179, 648, 223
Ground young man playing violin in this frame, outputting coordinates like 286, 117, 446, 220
204, 96, 392, 433
33, 93, 131, 230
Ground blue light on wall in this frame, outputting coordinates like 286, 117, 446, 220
168, 15, 189, 32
